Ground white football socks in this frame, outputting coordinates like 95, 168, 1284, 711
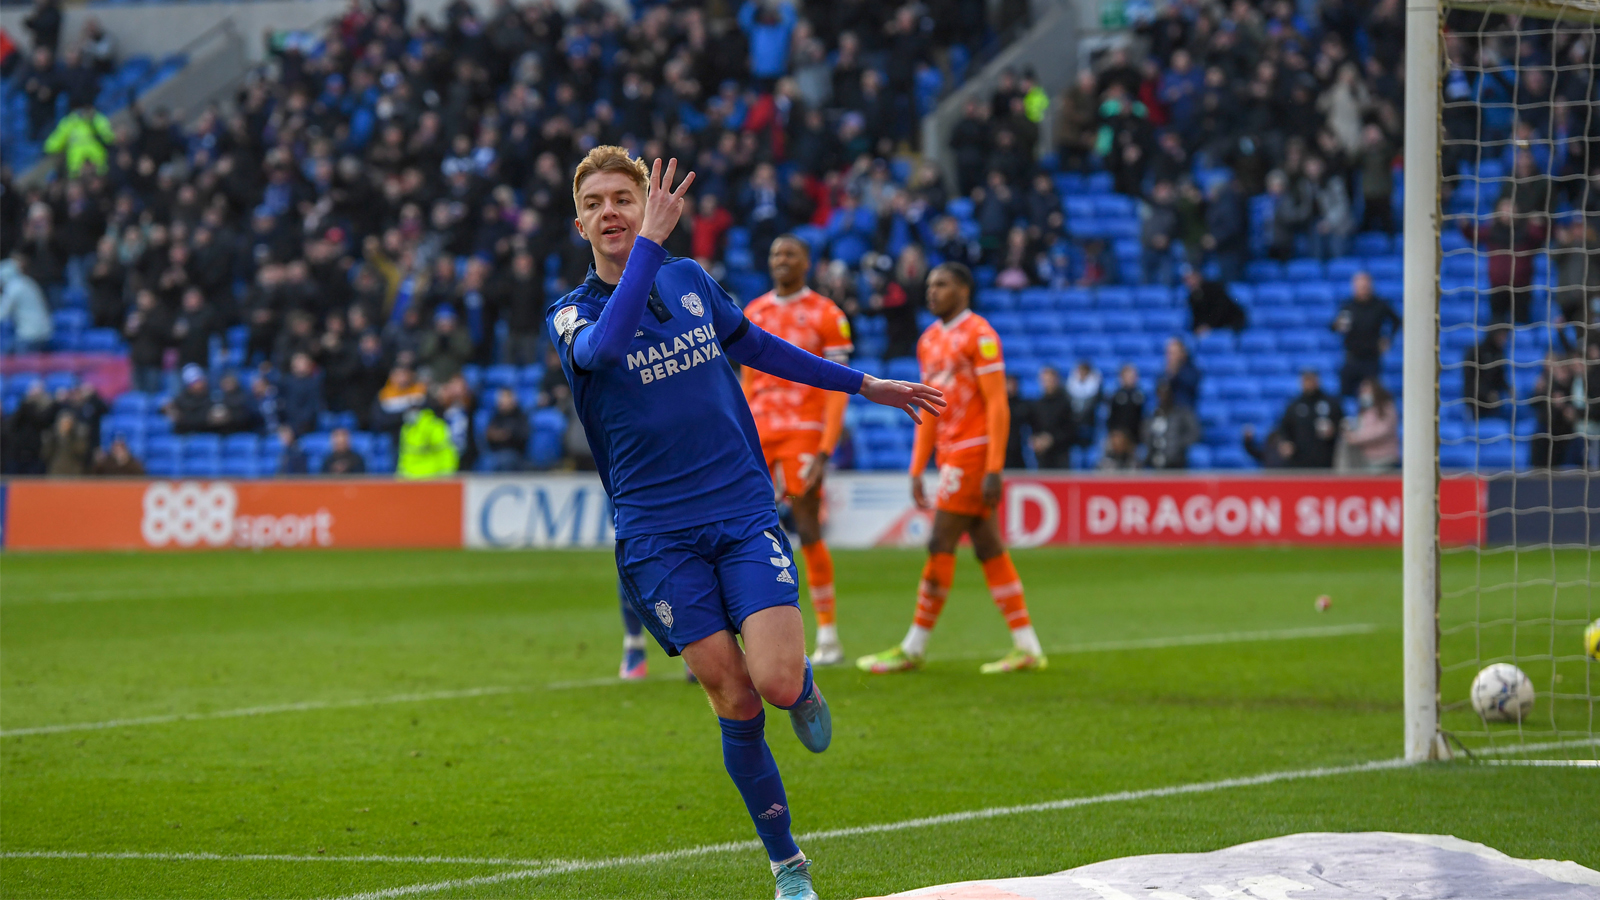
901, 624, 931, 657
1011, 625, 1042, 656
623, 634, 647, 651
815, 624, 838, 646
770, 851, 806, 874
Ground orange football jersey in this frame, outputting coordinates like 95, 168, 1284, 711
917, 309, 1006, 458
743, 288, 854, 434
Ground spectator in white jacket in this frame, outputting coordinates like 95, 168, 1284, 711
0, 255, 53, 351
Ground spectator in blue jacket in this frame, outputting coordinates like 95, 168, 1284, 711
1160, 337, 1202, 412
279, 351, 325, 436
739, 0, 797, 84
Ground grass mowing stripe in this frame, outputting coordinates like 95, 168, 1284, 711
0, 851, 549, 866
0, 626, 1379, 739
3, 570, 569, 605
321, 758, 1417, 900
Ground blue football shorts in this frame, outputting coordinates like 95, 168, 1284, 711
615, 509, 801, 656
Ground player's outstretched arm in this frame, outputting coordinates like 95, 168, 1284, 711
571, 159, 695, 370
723, 322, 945, 422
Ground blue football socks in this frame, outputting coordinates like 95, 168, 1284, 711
620, 594, 643, 638
718, 711, 800, 862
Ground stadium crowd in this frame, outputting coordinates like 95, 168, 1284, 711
1, 0, 1596, 476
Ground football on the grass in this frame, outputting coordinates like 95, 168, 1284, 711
1470, 663, 1535, 722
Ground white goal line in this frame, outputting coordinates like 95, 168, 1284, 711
0, 625, 1377, 739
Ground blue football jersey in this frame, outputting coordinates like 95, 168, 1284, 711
547, 257, 776, 539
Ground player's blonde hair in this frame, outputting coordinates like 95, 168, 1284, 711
572, 145, 650, 207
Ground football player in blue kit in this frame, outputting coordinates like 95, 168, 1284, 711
548, 147, 943, 900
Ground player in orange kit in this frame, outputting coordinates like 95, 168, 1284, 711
856, 261, 1046, 674
743, 235, 854, 664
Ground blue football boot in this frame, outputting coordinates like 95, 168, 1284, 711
773, 857, 818, 900
619, 647, 648, 680
787, 680, 831, 753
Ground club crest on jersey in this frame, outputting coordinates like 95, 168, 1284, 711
654, 600, 673, 627
680, 292, 704, 317
978, 335, 1000, 360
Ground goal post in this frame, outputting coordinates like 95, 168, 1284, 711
1402, 0, 1444, 763
1405, 0, 1599, 763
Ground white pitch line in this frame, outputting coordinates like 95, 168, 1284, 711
1473, 759, 1600, 767
321, 758, 1418, 900
1465, 737, 1600, 758
0, 850, 551, 866
0, 676, 656, 738
0, 626, 1374, 739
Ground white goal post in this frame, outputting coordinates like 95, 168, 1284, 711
1404, 0, 1600, 762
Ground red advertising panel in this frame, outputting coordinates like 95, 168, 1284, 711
5, 479, 462, 551
998, 476, 1484, 547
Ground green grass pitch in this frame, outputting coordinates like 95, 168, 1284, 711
2, 546, 1595, 899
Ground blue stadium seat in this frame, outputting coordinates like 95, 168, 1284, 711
1276, 332, 1320, 353
144, 414, 173, 436
986, 312, 1024, 335
223, 433, 260, 459
886, 358, 921, 382
980, 288, 1019, 312
1352, 232, 1393, 257
179, 457, 222, 478
1065, 196, 1096, 220
518, 365, 545, 387
1085, 173, 1114, 193
1093, 195, 1136, 219
1294, 283, 1339, 306
1211, 445, 1252, 469
460, 365, 483, 393
1254, 283, 1294, 307
220, 456, 259, 478
485, 365, 517, 389
1195, 330, 1235, 354
1245, 260, 1285, 283
1032, 336, 1072, 362
1248, 355, 1293, 376
1139, 309, 1185, 334
1238, 332, 1276, 354
1366, 256, 1404, 280
1285, 259, 1325, 282
300, 433, 332, 458
145, 457, 181, 477
1096, 287, 1135, 308
1111, 334, 1158, 356
1187, 445, 1213, 469
1326, 257, 1365, 282
44, 372, 78, 393
1016, 288, 1054, 311
111, 392, 151, 415
1057, 288, 1094, 309
1020, 312, 1064, 334
1205, 355, 1248, 376
182, 434, 222, 457
1099, 311, 1140, 333
1134, 285, 1172, 308
1073, 335, 1114, 358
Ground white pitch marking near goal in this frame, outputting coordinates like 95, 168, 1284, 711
6, 740, 1592, 882
0, 625, 1378, 739
2, 569, 569, 606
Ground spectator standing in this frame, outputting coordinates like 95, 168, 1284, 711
738, 0, 797, 86
1462, 198, 1548, 323
1276, 370, 1343, 468
91, 435, 145, 476
1200, 177, 1248, 283
1027, 365, 1073, 469
1064, 360, 1102, 454
1159, 338, 1200, 411
1530, 354, 1581, 468
1265, 169, 1311, 261
280, 351, 325, 436
1305, 155, 1354, 261
1182, 266, 1247, 336
1004, 373, 1030, 469
397, 400, 459, 479
1140, 181, 1180, 286
168, 365, 212, 434
171, 288, 217, 371
491, 250, 548, 366
1106, 364, 1146, 451
4, 382, 55, 474
210, 372, 254, 433
41, 409, 90, 475
24, 0, 63, 54
43, 102, 116, 177
1054, 70, 1099, 171
321, 427, 367, 475
1357, 124, 1396, 234
250, 376, 282, 435
1463, 325, 1510, 419
690, 194, 734, 265
419, 307, 473, 383
1331, 271, 1401, 398
0, 254, 52, 352
1338, 378, 1400, 471
1551, 218, 1600, 324
346, 332, 390, 427
1143, 384, 1199, 469
485, 387, 532, 471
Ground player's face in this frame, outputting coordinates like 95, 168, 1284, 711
925, 269, 969, 320
768, 238, 808, 288
575, 170, 646, 260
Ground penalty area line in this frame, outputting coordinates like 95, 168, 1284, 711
0, 850, 554, 866
321, 758, 1417, 900
0, 675, 676, 738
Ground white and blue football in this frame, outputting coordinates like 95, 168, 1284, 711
1469, 663, 1535, 722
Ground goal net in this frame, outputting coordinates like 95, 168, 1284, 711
1406, 0, 1599, 762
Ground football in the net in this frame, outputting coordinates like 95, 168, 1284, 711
1586, 619, 1600, 661
1469, 663, 1535, 722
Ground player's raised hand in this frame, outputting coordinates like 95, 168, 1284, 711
639, 158, 696, 246
859, 375, 945, 425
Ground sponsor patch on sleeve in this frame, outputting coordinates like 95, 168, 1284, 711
978, 334, 1000, 360
553, 305, 588, 345
836, 314, 851, 340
